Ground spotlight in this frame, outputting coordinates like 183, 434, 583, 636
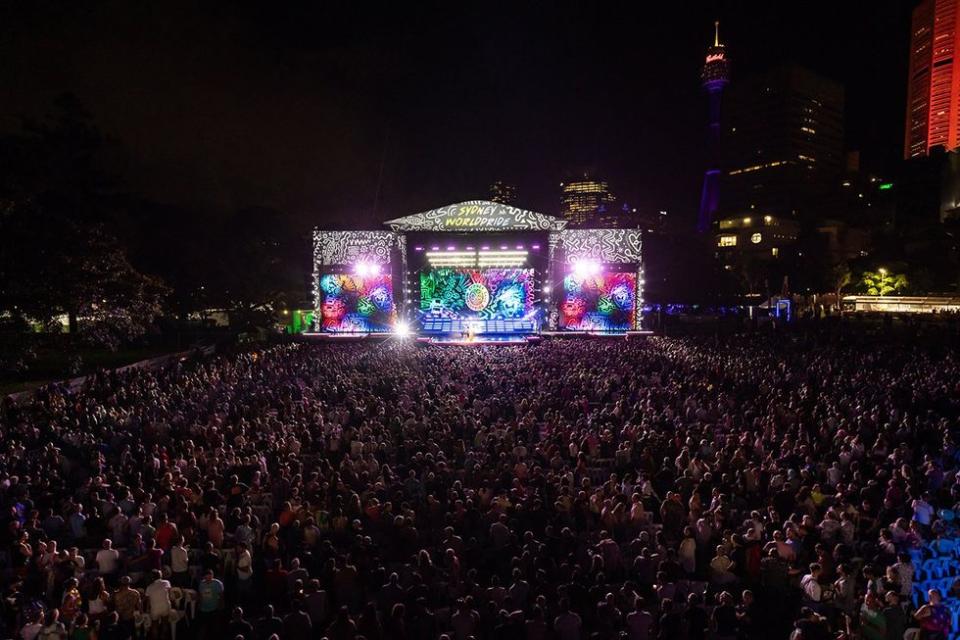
572, 259, 601, 278
354, 262, 381, 277
394, 321, 411, 338
543, 285, 552, 294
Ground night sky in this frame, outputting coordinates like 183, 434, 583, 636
0, 1, 912, 230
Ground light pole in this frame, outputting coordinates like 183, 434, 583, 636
878, 267, 888, 295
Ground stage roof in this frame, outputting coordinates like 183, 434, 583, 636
384, 200, 567, 232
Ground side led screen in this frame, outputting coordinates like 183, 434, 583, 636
319, 273, 395, 332
419, 268, 534, 320
560, 271, 636, 331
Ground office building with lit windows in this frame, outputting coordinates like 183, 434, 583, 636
713, 213, 800, 261
904, 0, 960, 158
722, 65, 844, 222
488, 180, 518, 204
559, 176, 616, 227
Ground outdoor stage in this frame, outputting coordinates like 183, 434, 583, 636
310, 200, 644, 341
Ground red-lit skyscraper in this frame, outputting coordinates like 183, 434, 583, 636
904, 0, 960, 158
698, 21, 730, 233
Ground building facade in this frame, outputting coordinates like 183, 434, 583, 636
489, 180, 518, 204
714, 213, 800, 259
559, 176, 616, 227
722, 65, 845, 222
904, 0, 960, 159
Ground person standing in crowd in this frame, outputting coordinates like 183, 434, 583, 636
197, 569, 225, 638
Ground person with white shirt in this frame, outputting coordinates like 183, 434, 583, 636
95, 539, 120, 580
171, 538, 190, 587
678, 527, 697, 575
801, 563, 826, 613
235, 542, 253, 605
145, 570, 172, 620
913, 492, 935, 530
709, 546, 737, 586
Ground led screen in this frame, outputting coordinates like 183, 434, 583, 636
559, 271, 636, 331
319, 273, 395, 332
419, 268, 534, 320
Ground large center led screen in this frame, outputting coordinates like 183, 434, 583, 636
320, 273, 395, 332
419, 268, 534, 319
560, 271, 637, 331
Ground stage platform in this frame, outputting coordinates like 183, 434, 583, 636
416, 334, 541, 346
420, 318, 537, 334
300, 330, 653, 343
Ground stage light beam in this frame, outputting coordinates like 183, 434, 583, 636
572, 259, 602, 278
354, 262, 381, 277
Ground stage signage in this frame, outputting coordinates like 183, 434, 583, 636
443, 204, 514, 228
384, 200, 567, 232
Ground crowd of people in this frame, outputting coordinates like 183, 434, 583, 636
0, 335, 959, 640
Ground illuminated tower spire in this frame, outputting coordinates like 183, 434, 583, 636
697, 20, 731, 233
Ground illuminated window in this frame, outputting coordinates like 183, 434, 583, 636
771, 247, 779, 257
800, 127, 816, 134
718, 235, 737, 247
751, 233, 762, 244
719, 220, 736, 229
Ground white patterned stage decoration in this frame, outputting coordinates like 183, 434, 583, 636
313, 230, 397, 266
557, 228, 643, 264
385, 201, 567, 232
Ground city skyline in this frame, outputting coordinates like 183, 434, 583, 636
0, 2, 912, 229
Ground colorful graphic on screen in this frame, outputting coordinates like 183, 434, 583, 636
319, 273, 395, 332
419, 269, 534, 319
560, 271, 636, 331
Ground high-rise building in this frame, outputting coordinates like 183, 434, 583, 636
559, 175, 616, 226
904, 0, 960, 159
489, 180, 518, 204
722, 65, 844, 222
698, 21, 731, 233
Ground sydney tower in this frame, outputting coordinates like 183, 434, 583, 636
697, 21, 730, 233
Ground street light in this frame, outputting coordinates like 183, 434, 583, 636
878, 267, 887, 275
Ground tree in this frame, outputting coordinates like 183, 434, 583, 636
832, 262, 853, 303
0, 95, 168, 347
861, 269, 907, 296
